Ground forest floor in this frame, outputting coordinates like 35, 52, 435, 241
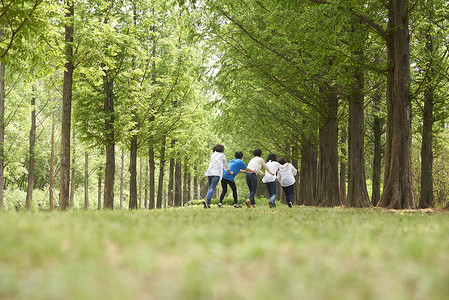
1, 202, 448, 300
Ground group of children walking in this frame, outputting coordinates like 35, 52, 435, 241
203, 143, 297, 209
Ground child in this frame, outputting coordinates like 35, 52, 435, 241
204, 144, 233, 208
245, 149, 274, 208
277, 157, 297, 208
262, 153, 283, 208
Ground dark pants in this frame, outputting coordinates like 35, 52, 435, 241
265, 181, 277, 207
282, 184, 295, 204
246, 172, 258, 205
219, 179, 238, 204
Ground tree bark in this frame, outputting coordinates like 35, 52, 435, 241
129, 136, 138, 209
339, 127, 347, 205
148, 144, 155, 209
346, 35, 371, 208
69, 129, 76, 208
120, 149, 124, 210
193, 167, 198, 200
25, 89, 36, 211
156, 136, 166, 209
0, 57, 5, 210
299, 130, 318, 206
317, 91, 340, 207
168, 140, 175, 207
139, 157, 143, 209
175, 157, 182, 207
84, 152, 89, 210
103, 75, 115, 210
97, 169, 102, 210
49, 111, 55, 211
182, 159, 188, 206
144, 165, 148, 209
419, 33, 434, 209
378, 0, 415, 209
59, 0, 74, 211
371, 87, 383, 207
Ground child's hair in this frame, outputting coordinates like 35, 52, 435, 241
266, 153, 277, 162
235, 151, 243, 159
212, 144, 225, 153
253, 148, 262, 157
278, 157, 288, 165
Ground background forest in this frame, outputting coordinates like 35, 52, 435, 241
1, 0, 449, 212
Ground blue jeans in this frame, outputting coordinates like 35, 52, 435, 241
246, 172, 258, 205
205, 176, 220, 205
265, 181, 277, 207
282, 184, 295, 204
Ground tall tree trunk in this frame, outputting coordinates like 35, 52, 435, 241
183, 159, 188, 206
193, 167, 198, 200
59, 0, 74, 211
168, 140, 175, 207
299, 129, 318, 206
379, 0, 415, 209
174, 157, 182, 207
144, 165, 148, 209
156, 136, 166, 209
139, 157, 143, 209
292, 146, 300, 205
69, 129, 76, 208
129, 136, 138, 209
84, 152, 89, 210
148, 144, 155, 209
97, 169, 102, 210
103, 75, 115, 210
317, 92, 340, 207
371, 87, 383, 206
346, 34, 371, 208
187, 172, 191, 203
25, 89, 36, 211
0, 56, 5, 210
49, 111, 55, 211
120, 149, 124, 210
339, 127, 347, 205
419, 34, 434, 209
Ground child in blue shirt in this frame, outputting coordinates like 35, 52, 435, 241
218, 151, 254, 208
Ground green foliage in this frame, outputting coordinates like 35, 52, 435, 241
0, 208, 448, 299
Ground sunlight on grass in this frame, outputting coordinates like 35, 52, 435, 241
1, 206, 448, 299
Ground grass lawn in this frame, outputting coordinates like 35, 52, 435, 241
1, 204, 448, 300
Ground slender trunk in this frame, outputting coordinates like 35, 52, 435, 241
187, 172, 191, 203
25, 89, 36, 211
193, 167, 198, 200
183, 160, 188, 206
120, 149, 124, 210
379, 0, 415, 209
0, 57, 5, 209
317, 91, 340, 207
419, 34, 434, 209
148, 144, 155, 209
103, 75, 115, 210
97, 170, 102, 210
339, 127, 347, 205
59, 0, 74, 210
49, 111, 55, 211
168, 140, 175, 207
144, 165, 148, 209
69, 129, 76, 208
156, 136, 166, 208
84, 152, 89, 210
129, 136, 138, 209
175, 157, 182, 207
139, 157, 143, 209
371, 87, 383, 206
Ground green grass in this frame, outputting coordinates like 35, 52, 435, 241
1, 205, 449, 300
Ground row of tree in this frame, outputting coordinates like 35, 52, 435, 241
202, 0, 449, 209
0, 0, 224, 211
